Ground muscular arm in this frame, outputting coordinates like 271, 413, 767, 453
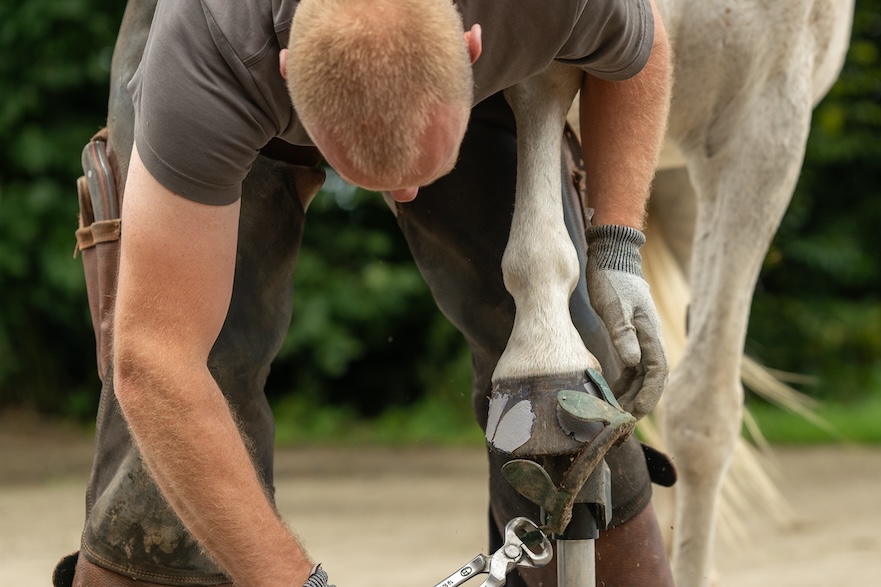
113, 147, 313, 587
579, 0, 671, 229
576, 0, 672, 419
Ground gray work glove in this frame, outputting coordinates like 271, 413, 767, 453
304, 566, 335, 587
586, 224, 669, 420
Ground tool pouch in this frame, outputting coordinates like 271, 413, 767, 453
74, 128, 121, 382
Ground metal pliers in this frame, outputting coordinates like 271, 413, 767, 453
433, 518, 553, 587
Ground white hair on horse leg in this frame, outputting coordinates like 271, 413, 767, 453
642, 211, 801, 550
493, 64, 600, 381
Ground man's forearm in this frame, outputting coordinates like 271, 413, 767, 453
579, 0, 672, 230
112, 148, 313, 587
115, 359, 313, 587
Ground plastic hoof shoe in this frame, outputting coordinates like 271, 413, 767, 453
494, 369, 636, 534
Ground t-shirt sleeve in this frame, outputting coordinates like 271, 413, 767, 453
128, 1, 276, 205
557, 0, 654, 81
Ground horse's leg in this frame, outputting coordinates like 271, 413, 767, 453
493, 64, 599, 383
489, 65, 640, 516
486, 63, 647, 544
395, 90, 655, 587
662, 61, 815, 587
640, 167, 696, 549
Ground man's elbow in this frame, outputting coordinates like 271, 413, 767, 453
112, 334, 161, 419
111, 327, 193, 422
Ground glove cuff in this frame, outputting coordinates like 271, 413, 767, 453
304, 565, 329, 587
586, 225, 646, 277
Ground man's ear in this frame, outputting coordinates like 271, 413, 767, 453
464, 24, 482, 64
279, 48, 288, 80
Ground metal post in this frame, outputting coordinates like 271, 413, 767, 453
555, 503, 599, 587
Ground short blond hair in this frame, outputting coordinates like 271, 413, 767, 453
288, 0, 473, 184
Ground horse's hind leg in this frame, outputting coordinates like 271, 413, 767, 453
663, 66, 815, 587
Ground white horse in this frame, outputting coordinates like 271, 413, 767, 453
496, 1, 854, 586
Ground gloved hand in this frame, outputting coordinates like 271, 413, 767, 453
304, 565, 335, 587
586, 224, 669, 420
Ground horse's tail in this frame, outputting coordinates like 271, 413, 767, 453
639, 213, 824, 546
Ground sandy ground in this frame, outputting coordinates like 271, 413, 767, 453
1, 414, 880, 587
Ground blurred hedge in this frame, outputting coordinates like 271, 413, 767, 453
0, 0, 126, 415
748, 1, 881, 400
0, 1, 878, 419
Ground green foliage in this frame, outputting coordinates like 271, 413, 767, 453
265, 174, 472, 416
272, 392, 484, 447
748, 0, 881, 400
746, 395, 881, 444
0, 1, 125, 413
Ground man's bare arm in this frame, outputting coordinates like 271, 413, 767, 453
579, 0, 672, 229
113, 146, 313, 587
577, 0, 672, 419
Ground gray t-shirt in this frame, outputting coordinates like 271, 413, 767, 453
130, 0, 653, 205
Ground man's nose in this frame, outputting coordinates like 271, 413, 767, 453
389, 187, 419, 202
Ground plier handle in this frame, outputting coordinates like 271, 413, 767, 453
433, 518, 553, 587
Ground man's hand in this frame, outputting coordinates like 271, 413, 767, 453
586, 224, 668, 420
